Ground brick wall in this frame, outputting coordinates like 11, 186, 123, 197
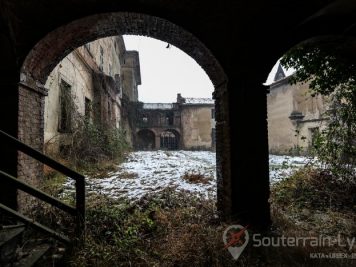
17, 81, 47, 213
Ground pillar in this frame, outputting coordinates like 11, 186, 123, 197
229, 80, 271, 229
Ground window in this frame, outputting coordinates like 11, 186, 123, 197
309, 127, 319, 147
58, 80, 72, 133
108, 101, 111, 122
85, 97, 91, 121
211, 108, 215, 119
211, 128, 216, 146
99, 46, 104, 71
166, 112, 174, 126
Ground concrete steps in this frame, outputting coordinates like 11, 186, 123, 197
0, 225, 66, 267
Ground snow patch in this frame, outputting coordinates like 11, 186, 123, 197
62, 152, 311, 201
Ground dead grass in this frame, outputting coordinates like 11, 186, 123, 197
38, 163, 355, 267
182, 171, 212, 184
60, 183, 356, 267
118, 171, 138, 179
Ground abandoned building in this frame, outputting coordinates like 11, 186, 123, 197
136, 94, 216, 150
267, 64, 328, 155
1, 4, 356, 260
44, 36, 141, 154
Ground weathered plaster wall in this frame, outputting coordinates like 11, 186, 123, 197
267, 78, 328, 154
181, 105, 214, 150
43, 36, 123, 154
121, 51, 141, 102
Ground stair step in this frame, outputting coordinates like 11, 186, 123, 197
0, 225, 25, 247
14, 243, 51, 267
0, 225, 25, 265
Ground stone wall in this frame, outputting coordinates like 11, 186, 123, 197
43, 36, 125, 154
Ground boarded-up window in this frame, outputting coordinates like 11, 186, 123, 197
58, 80, 72, 133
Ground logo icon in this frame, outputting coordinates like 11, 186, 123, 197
223, 225, 249, 260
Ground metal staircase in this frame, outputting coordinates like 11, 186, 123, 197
0, 130, 85, 266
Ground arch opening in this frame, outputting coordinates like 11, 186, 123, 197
136, 129, 156, 150
160, 129, 180, 150
16, 11, 228, 215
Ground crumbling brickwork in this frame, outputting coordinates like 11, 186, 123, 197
17, 82, 47, 213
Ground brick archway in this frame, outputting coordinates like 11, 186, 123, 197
18, 12, 231, 218
20, 12, 227, 86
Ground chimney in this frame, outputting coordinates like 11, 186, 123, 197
177, 93, 184, 104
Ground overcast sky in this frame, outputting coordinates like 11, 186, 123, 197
123, 35, 214, 103
123, 35, 294, 102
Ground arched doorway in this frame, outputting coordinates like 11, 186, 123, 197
136, 129, 156, 150
160, 130, 180, 150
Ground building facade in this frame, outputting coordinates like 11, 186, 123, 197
43, 36, 141, 154
135, 94, 216, 150
267, 65, 328, 155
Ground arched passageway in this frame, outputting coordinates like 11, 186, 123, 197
13, 12, 232, 221
3, 0, 355, 228
160, 130, 180, 150
136, 129, 156, 150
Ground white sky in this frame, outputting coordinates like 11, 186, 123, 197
123, 35, 294, 101
123, 35, 214, 103
264, 59, 295, 85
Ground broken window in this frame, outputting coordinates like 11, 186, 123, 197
85, 97, 92, 122
58, 80, 72, 133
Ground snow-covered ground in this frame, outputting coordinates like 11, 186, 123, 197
64, 150, 217, 201
63, 151, 312, 201
269, 154, 313, 183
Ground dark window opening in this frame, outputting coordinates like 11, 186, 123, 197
211, 128, 216, 146
166, 112, 174, 126
211, 108, 215, 119
99, 46, 104, 72
309, 127, 319, 147
85, 97, 91, 121
58, 80, 72, 133
108, 100, 112, 122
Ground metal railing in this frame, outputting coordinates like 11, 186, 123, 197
0, 130, 85, 243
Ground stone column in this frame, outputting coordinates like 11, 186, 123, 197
214, 82, 232, 218
228, 80, 271, 230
